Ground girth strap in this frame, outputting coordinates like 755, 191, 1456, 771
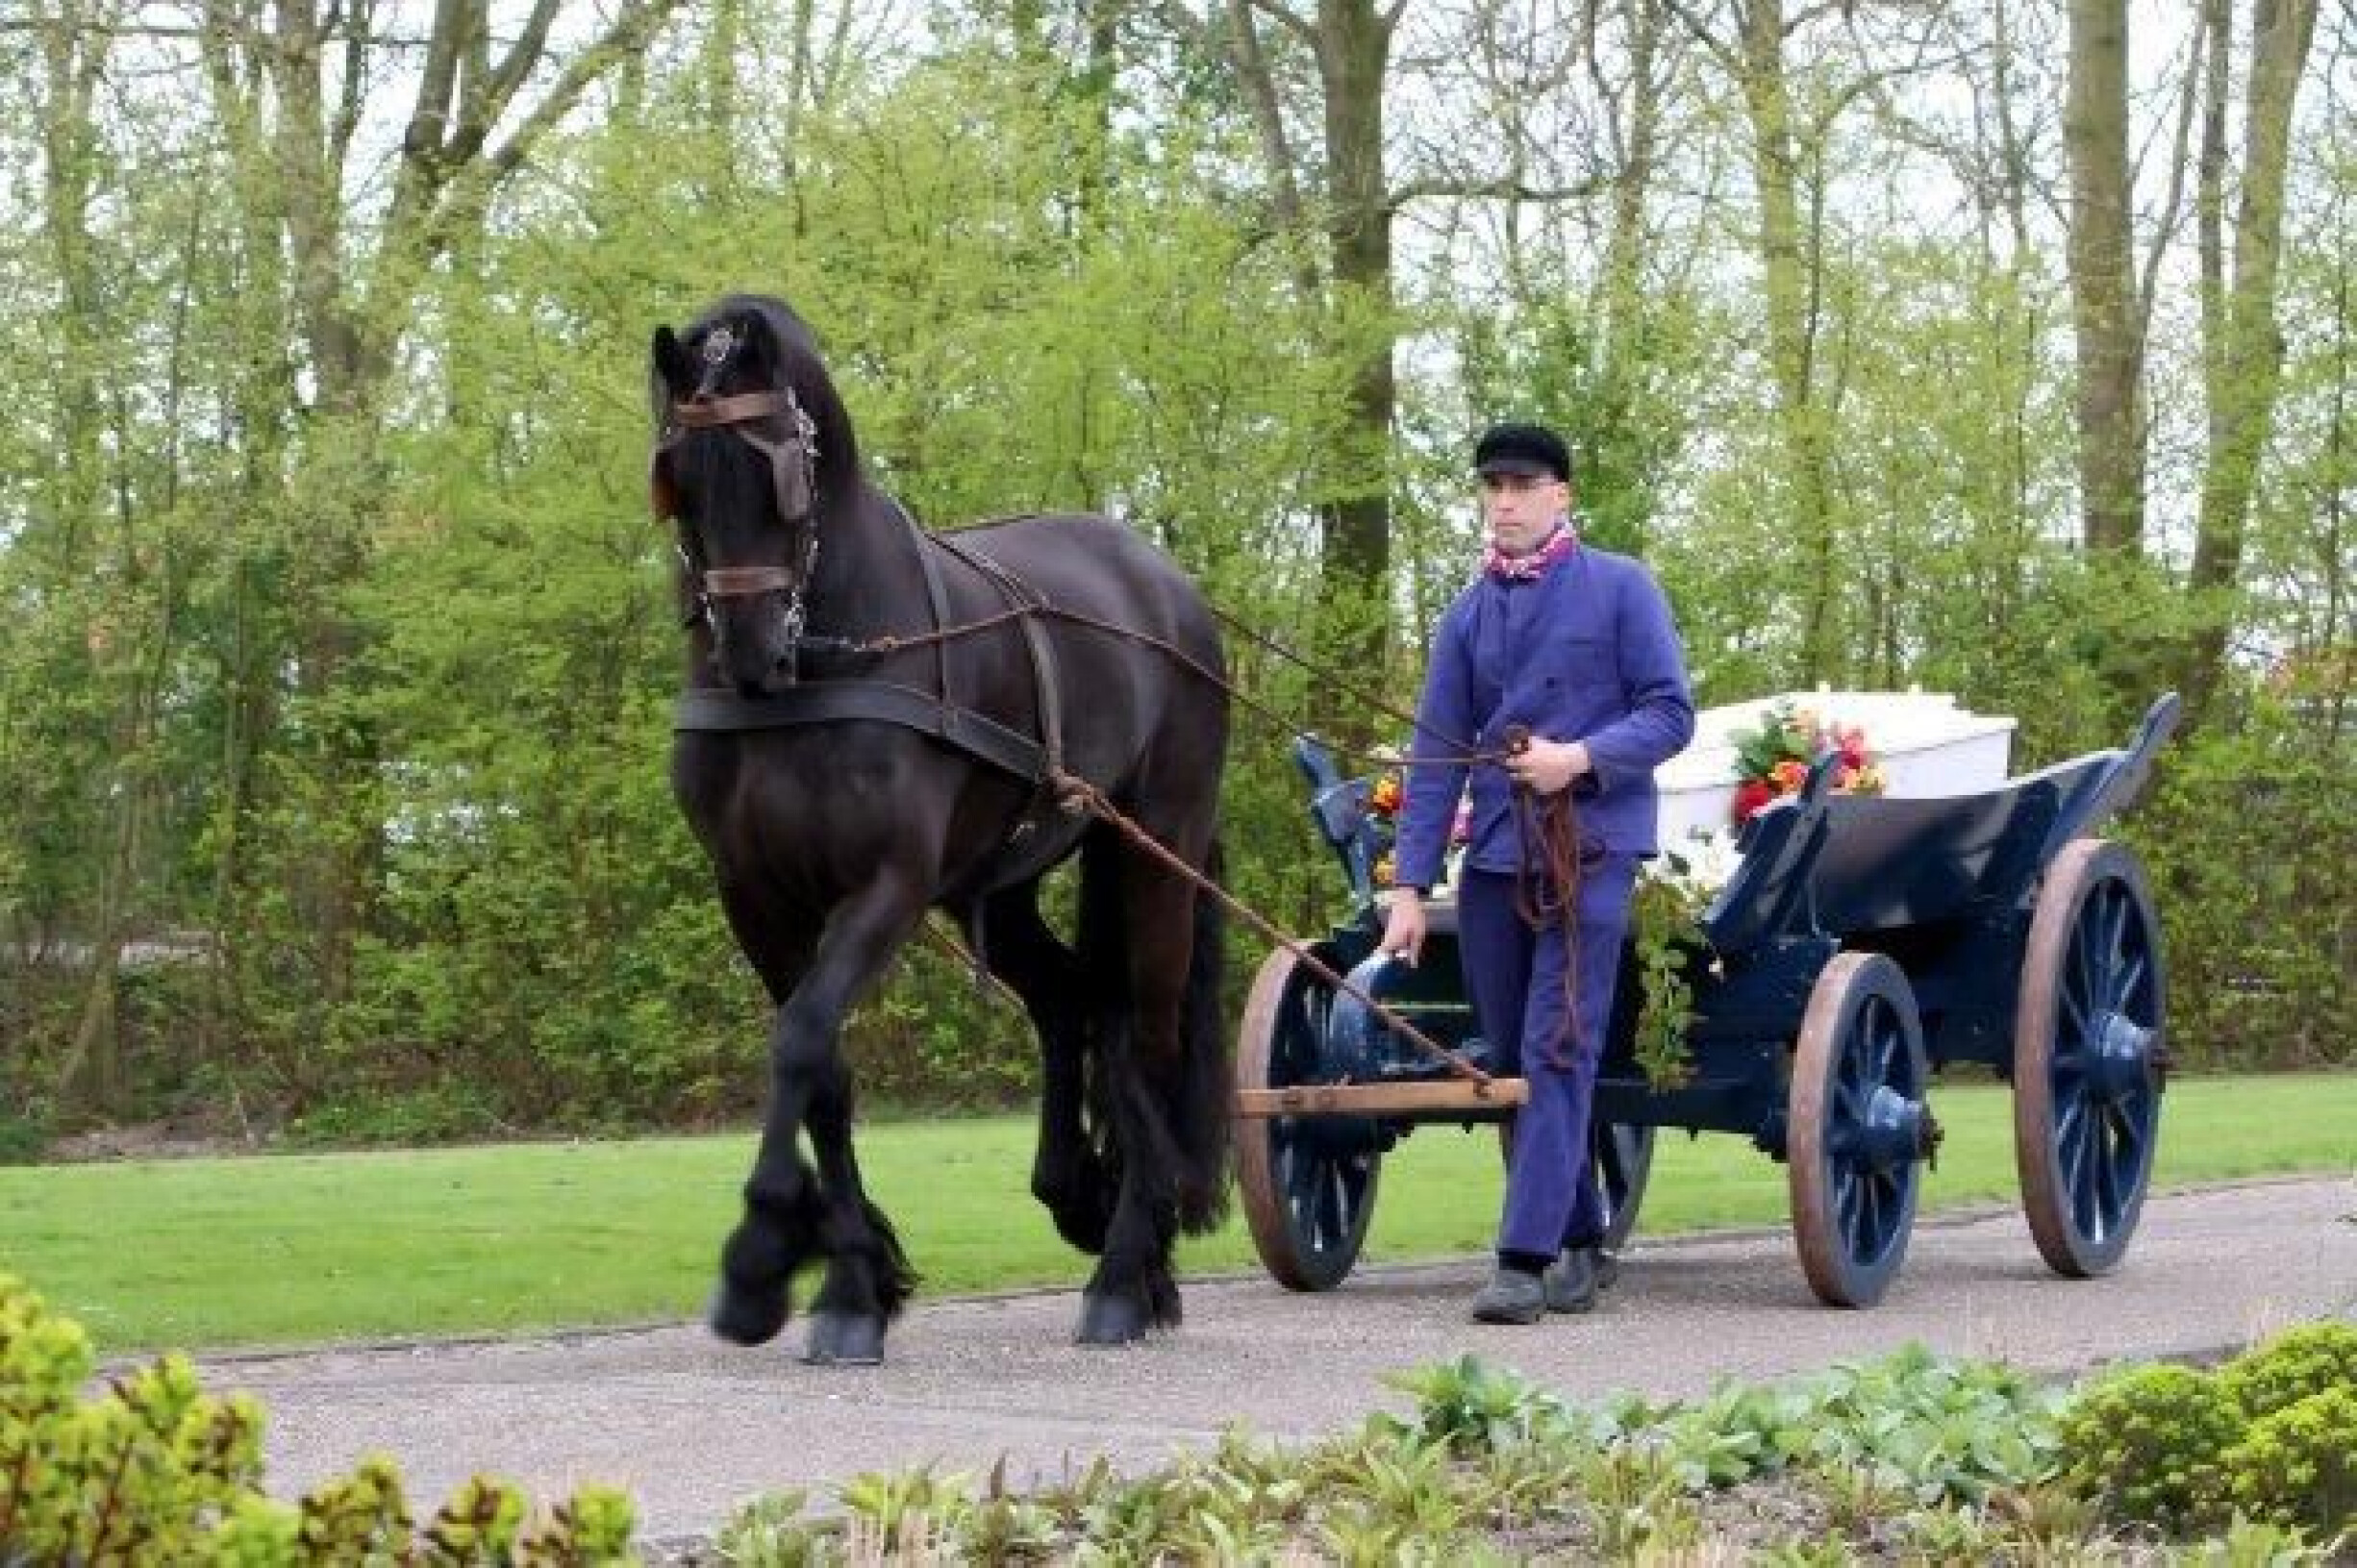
929, 530, 1066, 779
672, 682, 1049, 784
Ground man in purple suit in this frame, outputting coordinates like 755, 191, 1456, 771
1380, 422, 1694, 1324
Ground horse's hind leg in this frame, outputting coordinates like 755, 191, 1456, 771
977, 880, 1116, 1254
711, 878, 926, 1359
1076, 833, 1225, 1345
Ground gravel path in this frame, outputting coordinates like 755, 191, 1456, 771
192, 1177, 2355, 1539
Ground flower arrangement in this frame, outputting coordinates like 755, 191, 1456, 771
1728, 702, 1887, 825
1366, 772, 1470, 893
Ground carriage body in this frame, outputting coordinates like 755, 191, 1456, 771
1236, 695, 2180, 1307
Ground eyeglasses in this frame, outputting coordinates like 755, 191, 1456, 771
1478, 473, 1564, 495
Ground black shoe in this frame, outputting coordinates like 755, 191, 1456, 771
1544, 1246, 1612, 1313
1470, 1265, 1547, 1325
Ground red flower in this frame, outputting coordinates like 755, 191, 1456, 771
1731, 779, 1778, 824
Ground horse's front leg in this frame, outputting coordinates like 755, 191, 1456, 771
709, 878, 926, 1356
799, 1060, 918, 1365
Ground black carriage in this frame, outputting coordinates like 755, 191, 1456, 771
1235, 694, 2180, 1307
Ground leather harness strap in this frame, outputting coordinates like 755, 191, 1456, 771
929, 530, 1066, 781
672, 505, 1068, 793
670, 391, 793, 428
673, 682, 1048, 783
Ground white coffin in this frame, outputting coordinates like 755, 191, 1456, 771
1655, 689, 2018, 849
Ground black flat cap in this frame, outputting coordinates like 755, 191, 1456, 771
1473, 422, 1572, 482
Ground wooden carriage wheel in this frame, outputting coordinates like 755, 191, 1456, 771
1235, 945, 1380, 1291
2014, 837, 2168, 1278
1788, 952, 1932, 1308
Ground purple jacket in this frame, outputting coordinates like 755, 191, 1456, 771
1392, 543, 1694, 888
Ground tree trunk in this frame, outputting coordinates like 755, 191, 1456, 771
2064, 0, 2145, 557
2183, 0, 2322, 720
1732, 0, 1839, 681
1315, 0, 1397, 657
1597, 0, 1664, 380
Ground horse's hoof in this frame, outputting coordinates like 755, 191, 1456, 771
1074, 1291, 1151, 1345
802, 1311, 886, 1366
707, 1282, 790, 1347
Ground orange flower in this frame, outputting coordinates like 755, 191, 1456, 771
1373, 854, 1395, 886
1769, 759, 1810, 793
1369, 774, 1403, 816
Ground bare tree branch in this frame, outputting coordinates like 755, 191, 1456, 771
1220, 0, 1315, 258
1387, 172, 1612, 211
1239, 0, 1316, 51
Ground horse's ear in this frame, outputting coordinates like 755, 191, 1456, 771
651, 326, 694, 397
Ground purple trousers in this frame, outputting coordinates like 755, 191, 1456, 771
1455, 858, 1638, 1257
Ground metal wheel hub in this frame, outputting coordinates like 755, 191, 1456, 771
1850, 1085, 1932, 1174
2085, 1009, 2156, 1102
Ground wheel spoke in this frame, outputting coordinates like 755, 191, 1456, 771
2057, 986, 2090, 1054
2105, 1101, 2148, 1183
2114, 953, 2147, 1015
2071, 911, 2100, 1024
2110, 1098, 2150, 1164
2101, 889, 2129, 1001
2073, 1112, 2106, 1235
1321, 1163, 1352, 1247
2090, 1120, 2120, 1237
2055, 1093, 2087, 1156
2056, 1100, 2088, 1197
1869, 1016, 1899, 1093
1835, 1078, 1866, 1132
1838, 1025, 1869, 1099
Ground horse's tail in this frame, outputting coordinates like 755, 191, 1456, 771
1175, 836, 1233, 1234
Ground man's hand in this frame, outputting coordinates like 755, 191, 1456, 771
1379, 888, 1428, 967
1506, 735, 1592, 796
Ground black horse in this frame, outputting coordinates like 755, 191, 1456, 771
648, 294, 1232, 1361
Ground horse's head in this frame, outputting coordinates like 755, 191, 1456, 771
650, 301, 831, 694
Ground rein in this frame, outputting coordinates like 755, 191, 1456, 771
1502, 725, 1592, 1072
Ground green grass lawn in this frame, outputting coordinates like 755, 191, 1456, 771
3, 1073, 2349, 1354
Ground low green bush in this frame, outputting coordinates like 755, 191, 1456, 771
2221, 1384, 2357, 1535
2057, 1361, 2247, 1527
0, 1273, 637, 1564
2219, 1320, 2357, 1420
2057, 1319, 2357, 1538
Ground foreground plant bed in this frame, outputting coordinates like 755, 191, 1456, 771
6, 1265, 2349, 1565
697, 1335, 2355, 1565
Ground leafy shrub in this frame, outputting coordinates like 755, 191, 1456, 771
2219, 1320, 2357, 1420
0, 1272, 638, 1564
1377, 1354, 1586, 1456
2057, 1361, 2247, 1527
0, 1107, 49, 1166
2220, 1385, 2357, 1534
1579, 1343, 2066, 1504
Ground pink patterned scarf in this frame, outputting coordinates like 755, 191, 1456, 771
1482, 520, 1579, 582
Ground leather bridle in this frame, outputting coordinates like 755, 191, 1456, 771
650, 386, 821, 643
